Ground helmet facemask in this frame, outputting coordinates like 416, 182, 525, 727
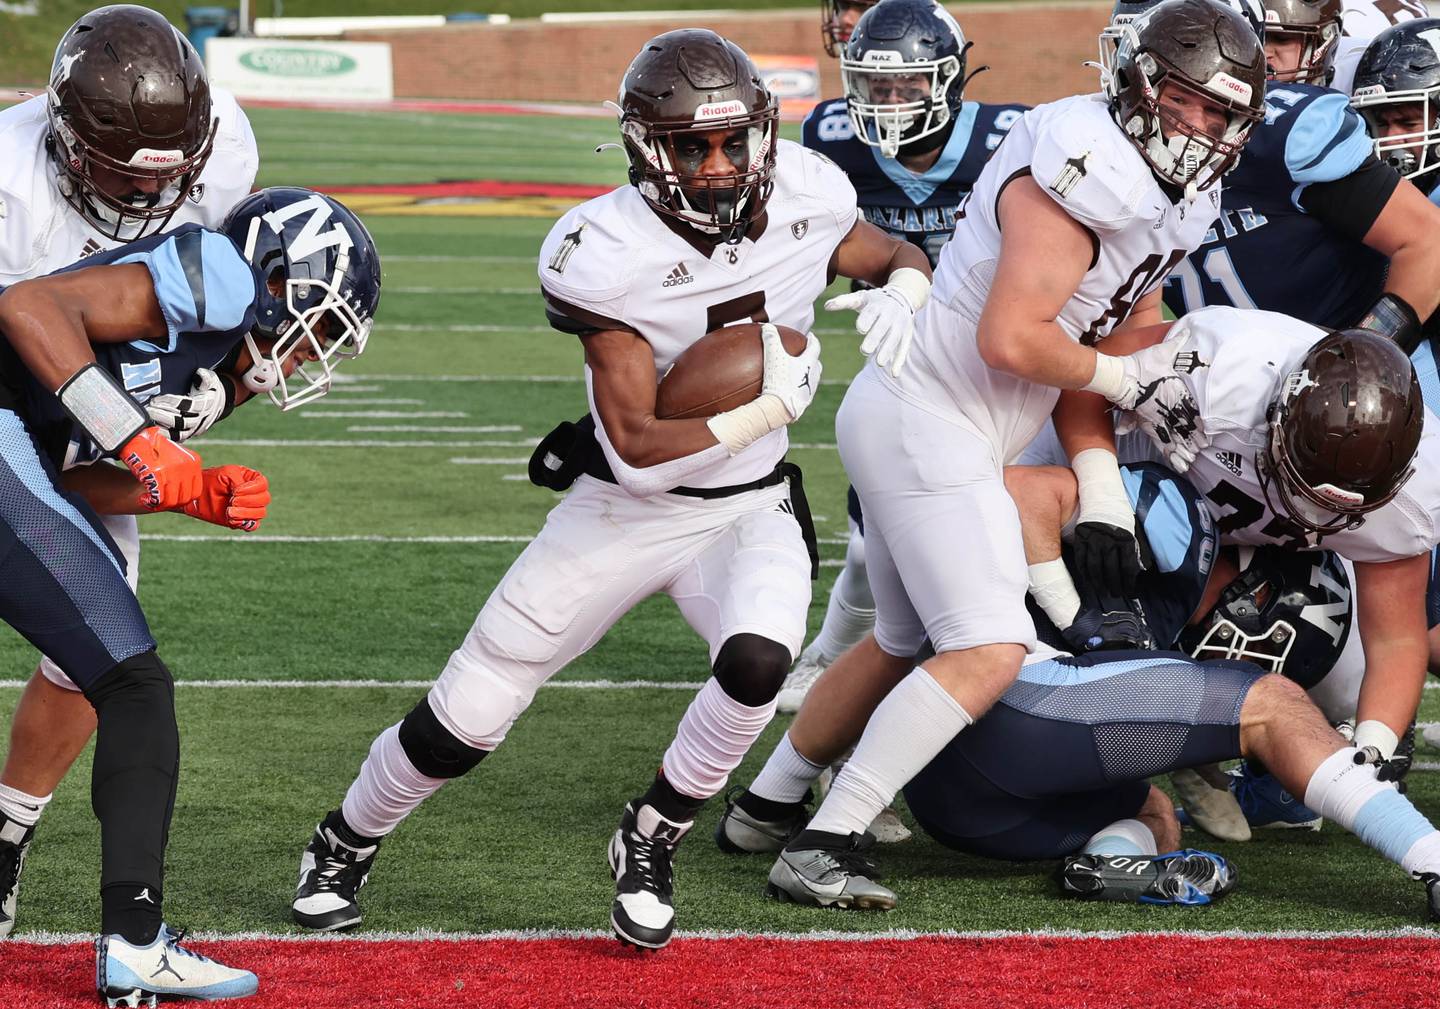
1352, 88, 1440, 192
1186, 612, 1297, 673
821, 0, 879, 58
841, 49, 967, 158
1106, 27, 1263, 199
234, 213, 373, 411
621, 105, 778, 245
1263, 20, 1340, 82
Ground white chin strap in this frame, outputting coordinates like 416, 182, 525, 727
240, 333, 280, 394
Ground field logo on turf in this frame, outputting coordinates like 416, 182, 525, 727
240, 48, 357, 77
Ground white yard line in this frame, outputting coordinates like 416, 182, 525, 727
191, 439, 519, 449
297, 398, 423, 406
345, 425, 523, 433
14, 925, 1440, 945
294, 411, 468, 419
133, 533, 853, 546
0, 678, 706, 690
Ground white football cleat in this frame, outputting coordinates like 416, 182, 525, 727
1170, 768, 1251, 843
776, 643, 831, 714
96, 925, 258, 1006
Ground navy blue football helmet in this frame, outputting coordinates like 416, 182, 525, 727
1179, 546, 1352, 689
1351, 19, 1440, 195
222, 187, 382, 410
840, 0, 976, 158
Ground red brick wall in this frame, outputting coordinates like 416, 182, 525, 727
346, 2, 1111, 108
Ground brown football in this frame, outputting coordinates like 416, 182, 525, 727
655, 323, 809, 420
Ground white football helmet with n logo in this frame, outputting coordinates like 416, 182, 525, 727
222, 187, 383, 409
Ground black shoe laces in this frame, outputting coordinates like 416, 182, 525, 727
310, 843, 366, 895
621, 831, 674, 898
0, 842, 21, 905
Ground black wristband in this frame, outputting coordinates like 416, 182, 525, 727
1353, 292, 1422, 353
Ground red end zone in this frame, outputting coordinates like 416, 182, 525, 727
6, 934, 1439, 1008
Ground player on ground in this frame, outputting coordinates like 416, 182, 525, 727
821, 0, 880, 57
747, 0, 1266, 908
779, 0, 1028, 722
0, 5, 261, 938
289, 29, 934, 951
1158, 0, 1440, 350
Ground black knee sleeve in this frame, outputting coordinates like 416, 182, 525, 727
398, 697, 489, 779
83, 651, 178, 907
712, 633, 792, 707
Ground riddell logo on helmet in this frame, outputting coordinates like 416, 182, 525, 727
130, 149, 183, 167
1205, 73, 1253, 104
695, 100, 747, 120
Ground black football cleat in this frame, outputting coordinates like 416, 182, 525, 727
714, 787, 809, 854
1419, 871, 1440, 923
1060, 849, 1237, 906
609, 801, 692, 950
292, 810, 380, 931
0, 814, 35, 938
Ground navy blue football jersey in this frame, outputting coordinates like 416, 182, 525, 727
3, 224, 260, 468
1162, 83, 1385, 328
801, 97, 1027, 265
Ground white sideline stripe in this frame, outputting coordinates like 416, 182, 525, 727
132, 533, 853, 546
296, 411, 468, 419
192, 439, 524, 449
386, 255, 533, 263
346, 425, 523, 433
300, 398, 423, 406
0, 679, 706, 690
15, 926, 1440, 945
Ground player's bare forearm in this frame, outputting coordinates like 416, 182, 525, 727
976, 176, 1101, 388
831, 219, 931, 288
1354, 554, 1431, 737
1053, 389, 1117, 462
1362, 180, 1440, 320
0, 264, 167, 391
582, 328, 722, 467
60, 461, 151, 515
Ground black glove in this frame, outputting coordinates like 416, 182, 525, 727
1073, 521, 1146, 599
1060, 605, 1155, 654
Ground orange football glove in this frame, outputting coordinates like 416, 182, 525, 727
120, 427, 203, 510
179, 466, 270, 532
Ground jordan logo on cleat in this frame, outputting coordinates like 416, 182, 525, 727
134, 888, 155, 903
151, 951, 184, 982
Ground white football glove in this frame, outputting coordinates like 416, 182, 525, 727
145, 368, 234, 443
761, 324, 823, 422
824, 268, 929, 378
1097, 340, 1209, 473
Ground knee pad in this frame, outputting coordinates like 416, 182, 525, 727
84, 650, 174, 709
398, 696, 490, 779
712, 633, 792, 707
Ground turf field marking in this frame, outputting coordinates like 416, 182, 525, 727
14, 926, 1440, 944
193, 438, 526, 448
384, 255, 534, 263
298, 398, 423, 406
132, 532, 853, 545
0, 679, 707, 690
392, 286, 538, 294
346, 425, 524, 433
295, 411, 468, 419
327, 385, 384, 393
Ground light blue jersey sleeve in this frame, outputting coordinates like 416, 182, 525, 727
1121, 466, 1198, 575
114, 227, 258, 352
1412, 340, 1440, 416
1283, 91, 1374, 188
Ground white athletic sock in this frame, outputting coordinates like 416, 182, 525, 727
340, 723, 450, 839
811, 539, 876, 661
661, 678, 777, 800
0, 783, 49, 829
749, 732, 827, 804
808, 667, 972, 837
1304, 747, 1440, 874
1028, 558, 1081, 630
1083, 818, 1158, 857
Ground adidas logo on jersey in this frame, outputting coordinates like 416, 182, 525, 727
1215, 450, 1243, 476
662, 263, 694, 288
78, 238, 102, 259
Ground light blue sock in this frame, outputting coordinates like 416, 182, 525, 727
1304, 747, 1439, 871
1084, 818, 1157, 856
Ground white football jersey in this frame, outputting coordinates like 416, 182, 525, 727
1332, 0, 1431, 94
900, 93, 1224, 462
1125, 306, 1440, 563
536, 139, 859, 490
0, 88, 259, 283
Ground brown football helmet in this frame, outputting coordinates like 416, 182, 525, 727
1259, 330, 1424, 534
47, 5, 217, 240
1263, 0, 1343, 83
1106, 0, 1267, 196
616, 29, 779, 245
822, 0, 881, 58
